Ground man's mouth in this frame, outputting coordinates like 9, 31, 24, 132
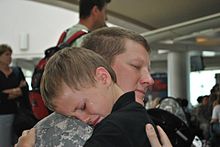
136, 89, 145, 95
135, 89, 146, 105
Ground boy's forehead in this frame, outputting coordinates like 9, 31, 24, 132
52, 84, 77, 105
57, 82, 74, 97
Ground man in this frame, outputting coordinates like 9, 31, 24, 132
16, 27, 172, 146
81, 27, 154, 105
63, 0, 110, 47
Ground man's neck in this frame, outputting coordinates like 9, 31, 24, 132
79, 18, 94, 31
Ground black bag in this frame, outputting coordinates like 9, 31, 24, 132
147, 108, 195, 147
12, 67, 38, 137
13, 105, 38, 137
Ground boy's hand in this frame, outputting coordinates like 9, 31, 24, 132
14, 128, 36, 147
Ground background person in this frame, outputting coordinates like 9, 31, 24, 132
0, 44, 30, 146
209, 84, 220, 146
62, 0, 110, 47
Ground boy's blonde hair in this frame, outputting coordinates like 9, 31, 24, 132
40, 47, 116, 111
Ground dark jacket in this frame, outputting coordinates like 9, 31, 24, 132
84, 91, 156, 147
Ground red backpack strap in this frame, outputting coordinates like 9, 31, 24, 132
65, 29, 88, 45
56, 29, 68, 46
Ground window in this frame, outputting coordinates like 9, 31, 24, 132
190, 70, 220, 106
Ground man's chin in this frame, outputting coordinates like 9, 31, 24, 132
135, 96, 145, 106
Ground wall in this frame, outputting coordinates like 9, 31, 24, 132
0, 0, 78, 58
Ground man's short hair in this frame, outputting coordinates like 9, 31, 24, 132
82, 27, 150, 65
79, 0, 111, 19
197, 96, 204, 104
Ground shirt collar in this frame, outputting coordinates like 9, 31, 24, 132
111, 91, 135, 112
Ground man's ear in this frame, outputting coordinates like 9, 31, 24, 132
91, 5, 99, 17
95, 67, 111, 85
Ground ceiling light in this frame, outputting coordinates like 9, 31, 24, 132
202, 51, 215, 57
196, 37, 207, 43
158, 49, 169, 54
160, 40, 174, 44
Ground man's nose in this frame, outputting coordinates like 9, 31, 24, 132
140, 72, 154, 87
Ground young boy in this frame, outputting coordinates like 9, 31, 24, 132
41, 46, 158, 147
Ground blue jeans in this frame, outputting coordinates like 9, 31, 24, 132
0, 114, 15, 147
209, 122, 220, 147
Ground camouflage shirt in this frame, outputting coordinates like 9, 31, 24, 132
34, 112, 93, 147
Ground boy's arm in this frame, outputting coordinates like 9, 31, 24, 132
14, 128, 35, 147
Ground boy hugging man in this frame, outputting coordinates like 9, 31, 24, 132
40, 47, 157, 147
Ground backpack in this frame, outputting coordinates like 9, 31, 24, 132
29, 29, 88, 120
158, 97, 189, 125
147, 108, 195, 147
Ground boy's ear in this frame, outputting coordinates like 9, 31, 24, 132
95, 67, 111, 85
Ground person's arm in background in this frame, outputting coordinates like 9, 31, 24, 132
2, 66, 28, 100
210, 103, 219, 123
15, 124, 172, 147
2, 81, 25, 100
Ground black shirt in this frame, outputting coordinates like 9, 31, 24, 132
0, 67, 29, 114
84, 91, 156, 147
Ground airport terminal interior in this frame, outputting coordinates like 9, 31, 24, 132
1, 0, 220, 105
1, 0, 220, 146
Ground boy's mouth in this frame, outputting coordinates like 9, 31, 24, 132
90, 116, 102, 126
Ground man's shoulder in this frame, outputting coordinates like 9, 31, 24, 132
90, 105, 150, 147
101, 103, 147, 126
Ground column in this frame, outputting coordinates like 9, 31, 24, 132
167, 51, 190, 99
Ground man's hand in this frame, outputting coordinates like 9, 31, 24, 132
145, 124, 172, 147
